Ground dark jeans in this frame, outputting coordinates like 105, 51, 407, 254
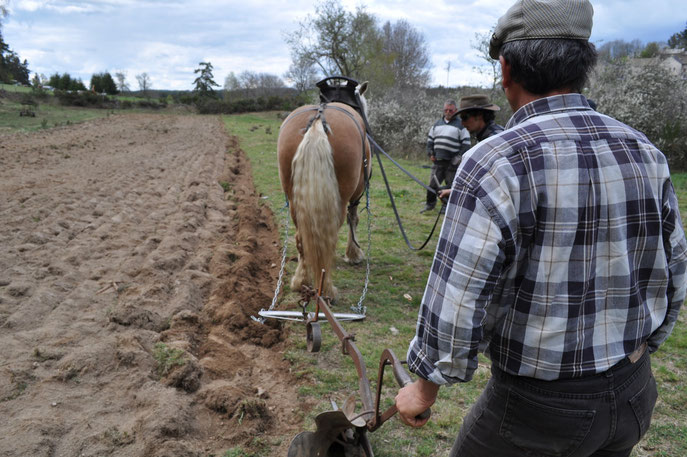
426, 159, 457, 207
450, 348, 657, 457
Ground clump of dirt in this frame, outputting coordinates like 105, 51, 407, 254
0, 114, 305, 456
200, 380, 255, 416
158, 348, 202, 393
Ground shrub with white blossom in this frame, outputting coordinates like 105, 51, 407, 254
367, 88, 444, 159
367, 88, 510, 159
587, 61, 687, 168
337, 60, 687, 170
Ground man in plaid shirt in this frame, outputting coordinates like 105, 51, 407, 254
396, 1, 687, 456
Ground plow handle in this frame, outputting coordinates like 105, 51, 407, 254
368, 348, 431, 432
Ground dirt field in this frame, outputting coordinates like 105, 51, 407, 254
0, 114, 303, 456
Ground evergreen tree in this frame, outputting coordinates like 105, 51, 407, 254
0, 30, 11, 83
49, 72, 86, 91
101, 72, 117, 95
90, 72, 118, 95
193, 61, 219, 97
0, 29, 31, 84
667, 23, 687, 49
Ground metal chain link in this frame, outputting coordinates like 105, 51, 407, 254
256, 189, 371, 322
352, 186, 371, 315
251, 199, 290, 324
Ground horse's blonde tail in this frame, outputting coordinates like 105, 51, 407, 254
291, 119, 342, 293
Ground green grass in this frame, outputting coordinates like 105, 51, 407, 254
0, 83, 34, 93
152, 342, 186, 378
225, 111, 687, 457
0, 85, 171, 134
0, 97, 109, 133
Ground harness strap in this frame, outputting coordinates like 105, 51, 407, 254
304, 104, 330, 134
285, 104, 371, 206
281, 103, 371, 250
368, 133, 445, 251
319, 104, 370, 250
322, 104, 370, 208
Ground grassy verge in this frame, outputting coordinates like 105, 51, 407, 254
224, 111, 687, 457
0, 96, 110, 133
0, 83, 34, 93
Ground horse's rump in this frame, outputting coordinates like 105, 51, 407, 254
278, 103, 369, 206
277, 103, 370, 296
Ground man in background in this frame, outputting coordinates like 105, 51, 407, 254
456, 94, 504, 142
438, 95, 505, 202
421, 99, 470, 213
396, 1, 687, 456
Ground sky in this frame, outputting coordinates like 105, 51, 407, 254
2, 0, 685, 91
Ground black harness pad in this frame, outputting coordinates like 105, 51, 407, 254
316, 76, 363, 116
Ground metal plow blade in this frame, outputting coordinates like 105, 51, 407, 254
287, 409, 372, 457
287, 274, 430, 457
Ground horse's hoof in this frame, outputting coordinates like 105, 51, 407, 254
290, 277, 303, 291
344, 255, 363, 265
328, 286, 338, 303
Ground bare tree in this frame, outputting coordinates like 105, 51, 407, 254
380, 19, 431, 88
471, 29, 502, 93
238, 70, 260, 91
254, 73, 286, 94
285, 0, 381, 80
284, 56, 320, 93
286, 0, 431, 90
136, 72, 151, 98
224, 70, 287, 99
224, 72, 240, 91
114, 71, 129, 93
597, 39, 643, 62
238, 70, 286, 97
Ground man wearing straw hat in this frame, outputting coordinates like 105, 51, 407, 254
396, 0, 687, 456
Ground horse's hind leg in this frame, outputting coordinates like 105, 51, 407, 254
344, 203, 364, 265
291, 231, 309, 291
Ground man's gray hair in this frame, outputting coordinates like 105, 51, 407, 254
444, 100, 457, 107
501, 38, 597, 95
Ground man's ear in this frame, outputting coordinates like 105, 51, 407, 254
499, 56, 511, 90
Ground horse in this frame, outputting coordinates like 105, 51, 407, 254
277, 81, 371, 300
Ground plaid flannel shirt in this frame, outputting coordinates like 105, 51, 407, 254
407, 94, 687, 384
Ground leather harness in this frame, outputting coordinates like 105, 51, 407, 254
282, 96, 371, 212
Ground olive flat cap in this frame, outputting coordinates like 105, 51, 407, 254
489, 0, 594, 59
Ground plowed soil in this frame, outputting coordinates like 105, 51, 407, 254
0, 114, 303, 456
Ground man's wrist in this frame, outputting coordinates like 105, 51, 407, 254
416, 378, 440, 401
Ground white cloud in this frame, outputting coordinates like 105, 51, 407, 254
13, 0, 48, 12
3, 0, 684, 90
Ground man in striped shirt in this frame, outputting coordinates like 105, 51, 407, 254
421, 100, 471, 213
396, 1, 687, 456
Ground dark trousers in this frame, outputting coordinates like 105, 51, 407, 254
450, 347, 657, 457
426, 159, 457, 207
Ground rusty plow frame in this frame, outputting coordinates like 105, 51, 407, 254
288, 270, 429, 457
